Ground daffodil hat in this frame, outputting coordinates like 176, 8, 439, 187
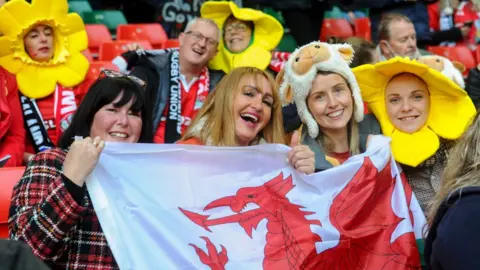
200, 1, 283, 73
0, 0, 89, 99
353, 57, 476, 167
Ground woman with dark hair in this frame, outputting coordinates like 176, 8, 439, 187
9, 72, 152, 269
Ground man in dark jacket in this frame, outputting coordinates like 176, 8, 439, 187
113, 18, 224, 143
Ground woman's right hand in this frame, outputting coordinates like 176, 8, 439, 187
63, 136, 105, 187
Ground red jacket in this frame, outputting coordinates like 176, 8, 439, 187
0, 67, 25, 167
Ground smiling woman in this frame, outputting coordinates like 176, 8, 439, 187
384, 73, 430, 134
179, 66, 316, 175
9, 73, 153, 269
353, 57, 476, 212
277, 41, 381, 172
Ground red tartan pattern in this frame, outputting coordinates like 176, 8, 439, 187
8, 148, 118, 269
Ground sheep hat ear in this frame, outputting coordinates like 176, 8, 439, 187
277, 68, 294, 105
280, 41, 364, 139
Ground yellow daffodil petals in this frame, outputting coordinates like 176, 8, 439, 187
0, 0, 33, 37
0, 53, 24, 74
391, 127, 440, 167
17, 65, 57, 99
56, 52, 89, 87
0, 38, 14, 57
429, 94, 476, 139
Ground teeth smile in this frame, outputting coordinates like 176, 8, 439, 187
400, 116, 417, 121
241, 113, 258, 123
110, 132, 128, 138
327, 110, 344, 118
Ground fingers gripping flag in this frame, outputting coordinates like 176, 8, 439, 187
87, 135, 426, 269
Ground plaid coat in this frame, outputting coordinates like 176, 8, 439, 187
8, 148, 118, 269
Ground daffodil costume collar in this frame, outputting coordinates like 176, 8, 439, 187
0, 0, 89, 99
200, 1, 283, 73
353, 57, 476, 167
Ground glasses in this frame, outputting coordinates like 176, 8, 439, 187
224, 23, 250, 34
99, 69, 146, 89
185, 31, 218, 48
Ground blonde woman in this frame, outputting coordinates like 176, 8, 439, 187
424, 111, 480, 269
277, 41, 381, 172
180, 66, 315, 174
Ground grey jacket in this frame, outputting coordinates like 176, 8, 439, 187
302, 114, 381, 172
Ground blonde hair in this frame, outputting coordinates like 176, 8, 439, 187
310, 71, 360, 155
182, 67, 286, 146
427, 111, 479, 225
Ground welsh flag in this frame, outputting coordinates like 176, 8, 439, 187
87, 135, 426, 269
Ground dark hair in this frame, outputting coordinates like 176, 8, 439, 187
58, 76, 153, 148
345, 37, 376, 67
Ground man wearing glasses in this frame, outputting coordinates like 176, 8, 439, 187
114, 18, 223, 144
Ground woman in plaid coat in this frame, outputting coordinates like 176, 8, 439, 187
8, 73, 153, 269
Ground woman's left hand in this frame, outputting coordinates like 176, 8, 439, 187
288, 131, 315, 175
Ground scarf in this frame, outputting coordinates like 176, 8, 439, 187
20, 85, 76, 153
164, 50, 210, 143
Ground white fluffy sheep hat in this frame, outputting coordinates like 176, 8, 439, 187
277, 41, 364, 138
417, 55, 466, 89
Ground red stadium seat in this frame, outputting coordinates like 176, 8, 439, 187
98, 40, 153, 61
354, 17, 371, 41
85, 24, 113, 57
320, 19, 354, 41
76, 61, 120, 103
82, 49, 94, 63
164, 39, 180, 49
0, 167, 25, 238
117, 23, 168, 49
427, 45, 476, 76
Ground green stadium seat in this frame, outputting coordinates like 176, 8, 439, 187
68, 1, 92, 15
82, 10, 128, 34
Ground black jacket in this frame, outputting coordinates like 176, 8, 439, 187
425, 186, 480, 270
0, 240, 50, 270
121, 50, 225, 137
465, 67, 480, 109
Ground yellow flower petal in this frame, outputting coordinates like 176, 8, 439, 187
0, 0, 32, 37
60, 14, 88, 52
17, 65, 57, 99
0, 38, 13, 57
429, 95, 476, 139
390, 128, 440, 167
0, 53, 24, 74
56, 52, 89, 87
30, 0, 67, 19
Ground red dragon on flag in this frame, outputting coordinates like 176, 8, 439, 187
179, 157, 421, 269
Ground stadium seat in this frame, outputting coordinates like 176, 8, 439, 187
117, 23, 168, 49
82, 11, 128, 35
354, 17, 371, 41
99, 40, 152, 61
68, 0, 92, 15
82, 49, 94, 62
320, 18, 354, 41
164, 39, 180, 49
0, 167, 25, 239
76, 61, 120, 104
85, 24, 113, 57
475, 46, 480, 64
427, 45, 476, 76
